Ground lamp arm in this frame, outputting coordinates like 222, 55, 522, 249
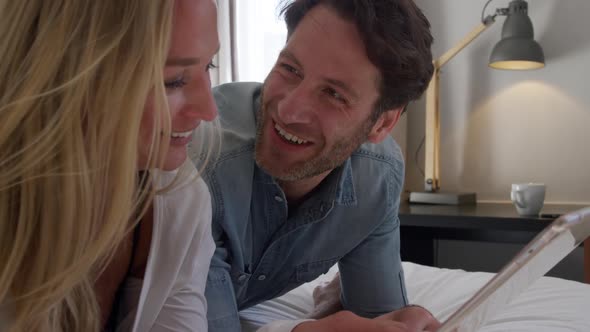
437, 17, 496, 68
423, 18, 496, 192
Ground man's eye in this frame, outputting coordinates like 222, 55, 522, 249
280, 63, 301, 78
325, 88, 347, 104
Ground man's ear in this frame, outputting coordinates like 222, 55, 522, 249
366, 106, 404, 144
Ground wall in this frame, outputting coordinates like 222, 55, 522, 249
408, 0, 590, 205
407, 0, 590, 282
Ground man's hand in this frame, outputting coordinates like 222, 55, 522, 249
294, 311, 409, 332
294, 306, 440, 332
307, 271, 440, 331
377, 305, 441, 332
308, 272, 343, 319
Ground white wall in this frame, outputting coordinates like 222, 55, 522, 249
408, 0, 590, 204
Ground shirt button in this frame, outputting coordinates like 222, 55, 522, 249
257, 275, 266, 281
274, 195, 283, 202
238, 275, 247, 282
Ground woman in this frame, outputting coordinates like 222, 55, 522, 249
0, 0, 219, 331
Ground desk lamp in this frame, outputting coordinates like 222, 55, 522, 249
409, 0, 545, 205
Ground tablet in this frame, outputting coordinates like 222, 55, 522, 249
438, 207, 590, 332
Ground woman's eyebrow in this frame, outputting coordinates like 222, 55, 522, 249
166, 46, 220, 67
165, 57, 199, 66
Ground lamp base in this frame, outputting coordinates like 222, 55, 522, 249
409, 191, 477, 205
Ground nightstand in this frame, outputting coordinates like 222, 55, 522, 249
398, 202, 590, 283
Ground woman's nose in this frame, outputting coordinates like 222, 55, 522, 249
196, 89, 218, 122
184, 73, 218, 121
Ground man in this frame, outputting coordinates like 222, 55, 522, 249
195, 0, 437, 331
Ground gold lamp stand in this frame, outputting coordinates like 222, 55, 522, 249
409, 19, 495, 205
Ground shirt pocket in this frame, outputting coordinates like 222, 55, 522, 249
292, 257, 340, 284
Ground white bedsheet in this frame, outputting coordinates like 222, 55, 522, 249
240, 262, 590, 331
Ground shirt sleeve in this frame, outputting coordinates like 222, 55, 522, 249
204, 253, 242, 332
337, 213, 408, 318
150, 186, 215, 332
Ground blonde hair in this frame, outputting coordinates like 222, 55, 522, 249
0, 1, 175, 331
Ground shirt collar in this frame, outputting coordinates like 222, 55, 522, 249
255, 157, 357, 207
333, 158, 357, 206
322, 158, 356, 205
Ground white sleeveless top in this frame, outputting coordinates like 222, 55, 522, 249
0, 164, 215, 332
116, 166, 214, 331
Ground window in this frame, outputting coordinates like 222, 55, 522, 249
234, 0, 287, 82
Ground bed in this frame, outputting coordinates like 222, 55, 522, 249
239, 262, 590, 331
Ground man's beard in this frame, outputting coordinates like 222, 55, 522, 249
254, 96, 374, 182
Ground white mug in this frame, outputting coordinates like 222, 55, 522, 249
510, 183, 546, 216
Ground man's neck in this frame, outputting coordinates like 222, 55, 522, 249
278, 170, 332, 208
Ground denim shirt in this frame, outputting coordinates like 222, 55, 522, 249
194, 82, 408, 331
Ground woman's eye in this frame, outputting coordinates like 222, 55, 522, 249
164, 76, 187, 90
206, 61, 218, 72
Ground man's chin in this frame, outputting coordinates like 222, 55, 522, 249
254, 152, 281, 177
255, 156, 325, 182
255, 153, 290, 180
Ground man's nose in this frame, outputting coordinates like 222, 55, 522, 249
277, 84, 314, 125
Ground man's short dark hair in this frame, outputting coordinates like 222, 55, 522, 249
281, 0, 434, 118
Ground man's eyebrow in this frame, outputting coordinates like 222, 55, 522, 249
278, 49, 303, 69
279, 49, 359, 101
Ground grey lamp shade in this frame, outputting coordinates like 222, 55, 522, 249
489, 0, 545, 70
